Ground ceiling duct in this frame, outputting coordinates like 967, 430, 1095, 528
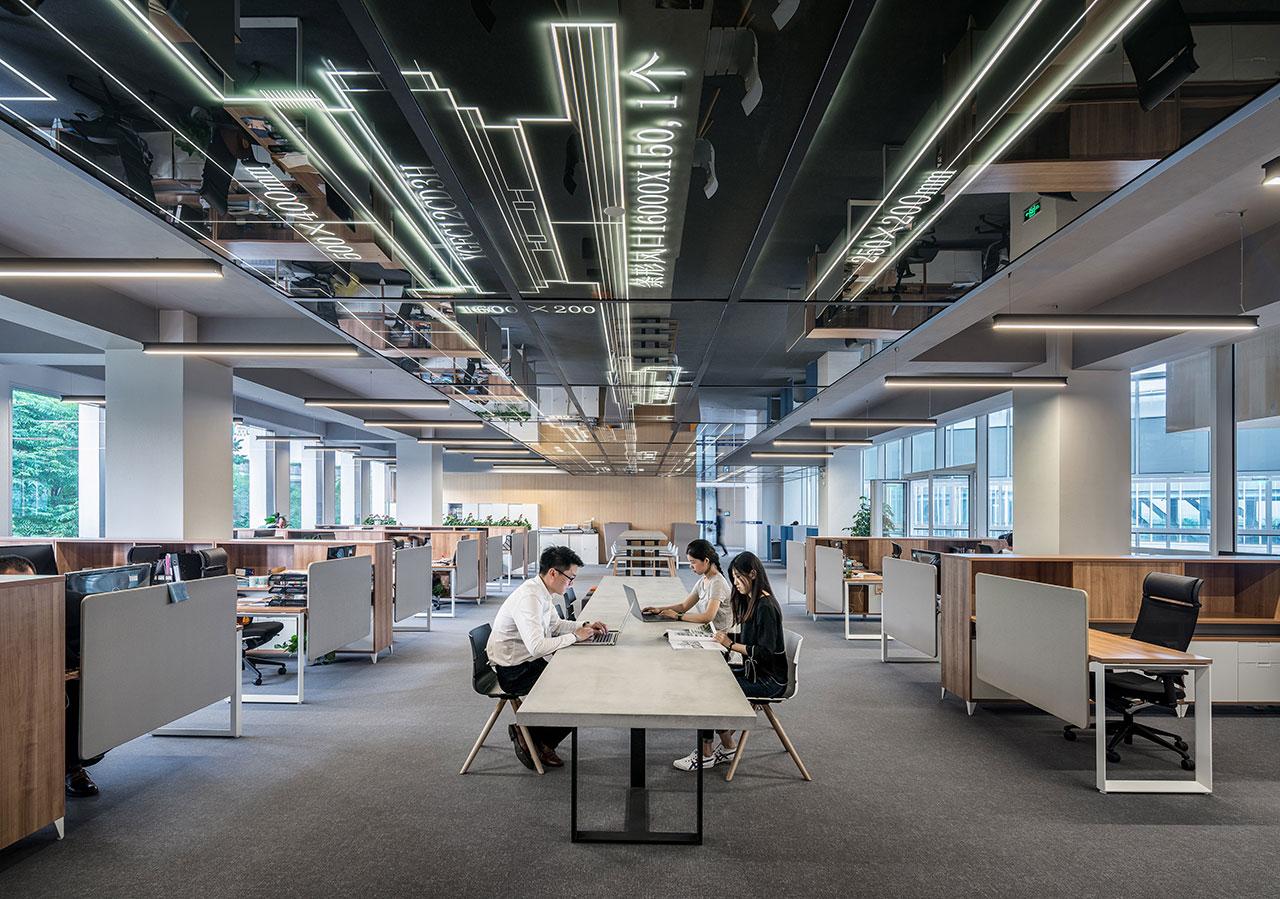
704, 27, 762, 115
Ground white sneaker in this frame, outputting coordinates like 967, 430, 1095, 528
672, 749, 717, 771
713, 744, 737, 764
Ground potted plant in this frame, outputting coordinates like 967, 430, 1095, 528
843, 496, 896, 537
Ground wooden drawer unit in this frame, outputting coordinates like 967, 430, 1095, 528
1186, 641, 1238, 702
1238, 641, 1280, 702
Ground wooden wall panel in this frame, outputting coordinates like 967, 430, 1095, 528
443, 474, 694, 550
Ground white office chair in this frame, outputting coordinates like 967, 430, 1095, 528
724, 629, 811, 782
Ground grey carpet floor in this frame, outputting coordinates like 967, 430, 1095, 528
3, 565, 1278, 898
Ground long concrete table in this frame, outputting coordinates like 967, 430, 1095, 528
517, 576, 757, 844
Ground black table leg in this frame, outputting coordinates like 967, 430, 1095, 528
570, 728, 706, 845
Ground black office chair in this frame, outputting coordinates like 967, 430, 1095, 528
127, 544, 166, 581
976, 543, 996, 554
890, 542, 903, 559
1064, 572, 1202, 770
198, 547, 229, 578
997, 531, 1013, 548
459, 623, 544, 775
241, 619, 287, 685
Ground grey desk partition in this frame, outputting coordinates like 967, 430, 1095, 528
454, 537, 481, 598
394, 544, 434, 620
509, 531, 526, 579
308, 555, 374, 662
785, 540, 806, 604
79, 576, 237, 759
974, 573, 1090, 728
814, 545, 845, 615
881, 557, 940, 657
526, 529, 538, 575
486, 534, 504, 583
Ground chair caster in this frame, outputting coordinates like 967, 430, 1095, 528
1106, 750, 1121, 764
1063, 727, 1077, 741
277, 665, 287, 674
1174, 739, 1188, 751
253, 676, 263, 686
1180, 758, 1195, 771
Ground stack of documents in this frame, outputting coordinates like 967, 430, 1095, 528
665, 627, 723, 652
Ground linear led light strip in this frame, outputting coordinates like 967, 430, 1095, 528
311, 68, 479, 286
805, 0, 1047, 301
402, 68, 565, 291
991, 314, 1259, 332
838, 0, 1156, 302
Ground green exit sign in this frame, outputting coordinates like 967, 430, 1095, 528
1023, 199, 1042, 221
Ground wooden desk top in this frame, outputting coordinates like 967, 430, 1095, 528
844, 573, 884, 584
237, 603, 306, 615
1087, 629, 1210, 666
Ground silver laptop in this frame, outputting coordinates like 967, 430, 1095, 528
626, 585, 665, 622
570, 605, 626, 646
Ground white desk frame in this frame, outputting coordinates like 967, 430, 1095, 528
1091, 661, 1212, 794
240, 608, 306, 705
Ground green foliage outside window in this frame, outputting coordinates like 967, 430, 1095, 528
11, 390, 80, 536
232, 429, 250, 528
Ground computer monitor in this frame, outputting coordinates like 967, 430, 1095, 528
0, 543, 59, 575
327, 544, 357, 560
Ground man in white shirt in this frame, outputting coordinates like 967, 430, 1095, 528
487, 546, 605, 770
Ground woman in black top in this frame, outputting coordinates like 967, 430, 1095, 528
714, 551, 787, 700
673, 551, 788, 772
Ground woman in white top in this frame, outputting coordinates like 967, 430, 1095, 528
643, 539, 734, 632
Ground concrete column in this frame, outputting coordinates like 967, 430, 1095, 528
1210, 344, 1236, 553
1013, 368, 1131, 554
395, 440, 440, 526
77, 403, 102, 538
272, 440, 292, 520
820, 446, 863, 535
301, 449, 319, 528
104, 349, 233, 540
0, 367, 11, 535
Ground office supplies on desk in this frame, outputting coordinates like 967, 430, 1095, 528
665, 627, 721, 651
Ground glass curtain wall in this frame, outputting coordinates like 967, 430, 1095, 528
987, 409, 1013, 537
1130, 362, 1211, 551
1235, 331, 1280, 553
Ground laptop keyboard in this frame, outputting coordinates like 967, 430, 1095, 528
583, 631, 616, 644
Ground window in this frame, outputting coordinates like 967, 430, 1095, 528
233, 425, 250, 528
931, 475, 971, 538
860, 444, 880, 501
988, 408, 1013, 536
884, 439, 903, 479
909, 432, 934, 473
11, 389, 81, 536
944, 418, 976, 467
1131, 361, 1211, 551
1235, 331, 1280, 553
909, 479, 930, 536
288, 444, 302, 526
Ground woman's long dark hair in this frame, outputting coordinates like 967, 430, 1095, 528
685, 539, 720, 574
728, 551, 774, 623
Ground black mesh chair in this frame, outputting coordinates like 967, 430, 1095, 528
890, 542, 903, 559
127, 544, 166, 581
459, 623, 544, 775
1065, 572, 1202, 770
976, 543, 996, 554
241, 620, 287, 685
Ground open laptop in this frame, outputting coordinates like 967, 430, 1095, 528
571, 608, 626, 646
626, 585, 666, 622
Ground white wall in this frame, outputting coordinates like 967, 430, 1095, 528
820, 446, 863, 535
395, 440, 440, 525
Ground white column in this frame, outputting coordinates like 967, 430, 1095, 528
273, 441, 292, 520
1210, 345, 1236, 553
820, 446, 863, 535
1013, 369, 1131, 554
321, 451, 337, 525
339, 452, 356, 525
395, 440, 439, 526
104, 349, 233, 540
301, 449, 319, 528
358, 460, 372, 523
77, 403, 102, 537
0, 367, 11, 535
370, 462, 387, 517
249, 432, 268, 528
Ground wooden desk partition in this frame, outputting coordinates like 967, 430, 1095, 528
0, 537, 213, 574
804, 536, 1004, 615
942, 553, 1280, 705
215, 539, 394, 656
1, 575, 65, 848
330, 527, 491, 599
